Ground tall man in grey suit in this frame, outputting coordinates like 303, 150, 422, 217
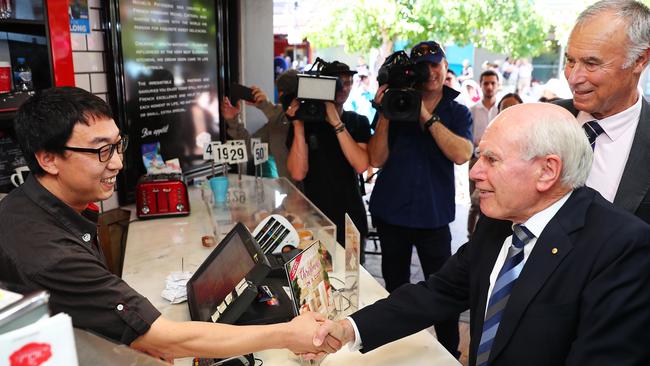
303, 103, 650, 366
558, 0, 650, 223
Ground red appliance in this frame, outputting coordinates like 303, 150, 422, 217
136, 174, 190, 219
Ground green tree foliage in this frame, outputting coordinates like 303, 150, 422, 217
307, 0, 550, 58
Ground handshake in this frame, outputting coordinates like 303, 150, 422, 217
284, 311, 357, 360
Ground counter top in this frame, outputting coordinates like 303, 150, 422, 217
122, 176, 460, 366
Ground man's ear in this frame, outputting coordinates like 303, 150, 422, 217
536, 154, 562, 192
34, 150, 60, 176
632, 48, 650, 74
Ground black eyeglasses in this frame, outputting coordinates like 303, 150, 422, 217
412, 43, 444, 58
63, 136, 128, 162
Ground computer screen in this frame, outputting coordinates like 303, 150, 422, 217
187, 223, 266, 322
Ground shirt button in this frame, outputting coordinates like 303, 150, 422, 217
82, 233, 91, 242
117, 304, 124, 311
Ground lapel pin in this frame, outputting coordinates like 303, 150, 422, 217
551, 248, 558, 255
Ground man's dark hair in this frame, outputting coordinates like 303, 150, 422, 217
479, 69, 499, 83
14, 87, 113, 175
447, 69, 457, 76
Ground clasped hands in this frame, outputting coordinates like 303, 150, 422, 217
285, 311, 356, 360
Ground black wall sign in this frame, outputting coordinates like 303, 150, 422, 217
111, 0, 224, 203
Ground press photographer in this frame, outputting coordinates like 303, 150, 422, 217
221, 70, 299, 182
286, 60, 370, 259
367, 40, 474, 358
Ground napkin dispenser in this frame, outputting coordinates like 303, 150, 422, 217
136, 174, 190, 219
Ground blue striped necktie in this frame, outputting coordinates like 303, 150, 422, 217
582, 120, 604, 150
476, 224, 535, 366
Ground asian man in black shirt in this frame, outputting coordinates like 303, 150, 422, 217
0, 87, 338, 361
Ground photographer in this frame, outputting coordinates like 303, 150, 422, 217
286, 61, 371, 258
368, 41, 473, 358
221, 71, 298, 182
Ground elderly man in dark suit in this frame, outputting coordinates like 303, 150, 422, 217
557, 0, 650, 223
306, 103, 650, 366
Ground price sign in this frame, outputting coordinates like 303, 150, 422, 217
226, 140, 248, 164
203, 142, 215, 160
253, 143, 269, 165
211, 142, 228, 163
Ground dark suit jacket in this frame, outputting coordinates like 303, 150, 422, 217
351, 187, 650, 366
555, 98, 650, 224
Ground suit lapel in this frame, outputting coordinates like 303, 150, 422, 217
613, 98, 650, 213
469, 218, 512, 364
486, 188, 591, 364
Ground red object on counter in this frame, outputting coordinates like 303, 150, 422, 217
9, 342, 52, 366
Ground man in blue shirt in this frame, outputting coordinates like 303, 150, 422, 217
368, 41, 473, 358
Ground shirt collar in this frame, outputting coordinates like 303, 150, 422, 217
21, 175, 98, 243
474, 100, 497, 112
442, 85, 460, 101
517, 191, 572, 239
576, 88, 643, 142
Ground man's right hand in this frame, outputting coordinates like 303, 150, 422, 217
302, 318, 356, 360
250, 86, 269, 108
373, 84, 389, 109
221, 96, 241, 120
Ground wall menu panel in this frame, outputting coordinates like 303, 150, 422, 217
118, 0, 221, 188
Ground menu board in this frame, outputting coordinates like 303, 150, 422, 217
117, 0, 222, 197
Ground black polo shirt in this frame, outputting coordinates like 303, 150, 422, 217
0, 175, 160, 344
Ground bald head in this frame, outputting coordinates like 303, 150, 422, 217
489, 103, 593, 189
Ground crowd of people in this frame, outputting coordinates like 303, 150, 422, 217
1, 0, 650, 365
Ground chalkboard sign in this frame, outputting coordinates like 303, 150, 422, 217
110, 0, 224, 203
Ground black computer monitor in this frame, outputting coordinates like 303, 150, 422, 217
187, 223, 270, 323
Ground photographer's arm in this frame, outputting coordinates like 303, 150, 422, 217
221, 97, 251, 140
368, 115, 389, 168
325, 103, 369, 173
422, 111, 472, 165
368, 85, 390, 168
251, 86, 286, 125
286, 100, 309, 181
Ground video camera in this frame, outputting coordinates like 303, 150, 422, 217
294, 58, 340, 123
377, 51, 429, 122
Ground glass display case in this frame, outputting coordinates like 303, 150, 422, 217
200, 175, 341, 271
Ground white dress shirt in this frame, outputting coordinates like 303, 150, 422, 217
576, 90, 643, 202
470, 100, 499, 146
348, 192, 572, 351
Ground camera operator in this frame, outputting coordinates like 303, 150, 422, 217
221, 70, 298, 182
368, 41, 473, 359
286, 61, 371, 259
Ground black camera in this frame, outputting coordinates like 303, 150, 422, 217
377, 51, 429, 122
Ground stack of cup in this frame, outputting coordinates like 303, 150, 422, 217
209, 176, 229, 205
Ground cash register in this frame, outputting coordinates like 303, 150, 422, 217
186, 223, 295, 365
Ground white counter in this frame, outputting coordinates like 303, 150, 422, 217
122, 176, 460, 366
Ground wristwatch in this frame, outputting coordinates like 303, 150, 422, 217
424, 114, 441, 129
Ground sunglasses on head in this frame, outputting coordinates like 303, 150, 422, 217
412, 44, 444, 58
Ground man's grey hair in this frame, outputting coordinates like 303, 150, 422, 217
521, 110, 593, 189
576, 0, 650, 69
